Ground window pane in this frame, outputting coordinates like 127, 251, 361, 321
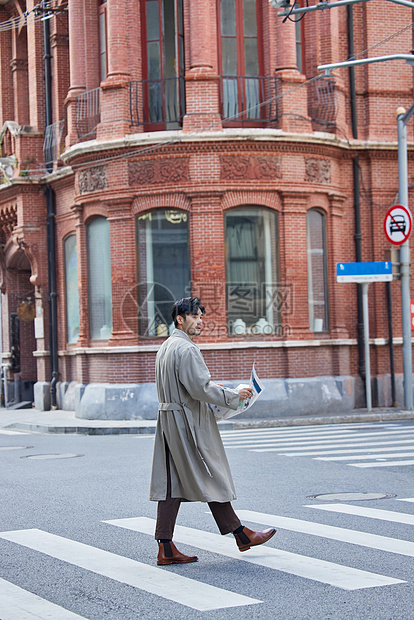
221, 0, 236, 36
307, 210, 328, 331
146, 0, 160, 41
87, 217, 112, 340
147, 41, 161, 79
244, 38, 259, 76
243, 0, 257, 37
99, 11, 107, 80
64, 235, 79, 344
225, 208, 278, 334
222, 38, 238, 75
295, 20, 302, 73
137, 210, 190, 337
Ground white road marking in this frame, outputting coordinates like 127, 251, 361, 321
315, 452, 414, 461
105, 516, 404, 591
306, 504, 414, 526
0, 529, 260, 611
256, 439, 414, 453
236, 509, 414, 559
0, 429, 25, 435
350, 459, 414, 468
280, 443, 414, 456
397, 498, 414, 503
0, 577, 87, 619
225, 431, 414, 449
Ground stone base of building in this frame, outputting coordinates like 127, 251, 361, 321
32, 374, 408, 419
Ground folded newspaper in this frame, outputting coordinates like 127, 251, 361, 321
211, 364, 265, 420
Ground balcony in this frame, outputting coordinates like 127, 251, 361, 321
220, 76, 279, 126
129, 77, 186, 130
75, 87, 101, 140
308, 77, 337, 126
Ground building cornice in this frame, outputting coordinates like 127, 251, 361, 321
60, 129, 412, 166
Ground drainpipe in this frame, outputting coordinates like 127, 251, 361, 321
347, 6, 365, 386
43, 7, 59, 408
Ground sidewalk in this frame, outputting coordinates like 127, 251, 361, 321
0, 406, 414, 435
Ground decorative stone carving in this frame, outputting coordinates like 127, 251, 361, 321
78, 165, 108, 194
129, 159, 189, 186
220, 155, 282, 180
0, 204, 17, 234
305, 158, 331, 184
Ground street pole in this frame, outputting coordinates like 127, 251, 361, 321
397, 106, 414, 411
361, 283, 372, 411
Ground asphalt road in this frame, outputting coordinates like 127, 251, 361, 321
1, 419, 414, 619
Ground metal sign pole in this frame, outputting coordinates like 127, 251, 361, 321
397, 108, 414, 411
361, 283, 372, 411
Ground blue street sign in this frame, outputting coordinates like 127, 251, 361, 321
336, 261, 393, 283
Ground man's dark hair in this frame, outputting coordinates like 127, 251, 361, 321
171, 297, 205, 327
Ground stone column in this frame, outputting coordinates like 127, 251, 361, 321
274, 13, 311, 133
182, 0, 221, 132
98, 0, 132, 139
10, 30, 29, 125
107, 199, 138, 345
65, 0, 86, 147
188, 192, 227, 338
281, 192, 309, 337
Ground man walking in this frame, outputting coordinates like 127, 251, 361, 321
150, 297, 276, 565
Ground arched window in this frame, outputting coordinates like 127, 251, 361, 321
136, 209, 190, 336
224, 207, 279, 335
86, 216, 112, 340
64, 234, 79, 344
306, 209, 328, 332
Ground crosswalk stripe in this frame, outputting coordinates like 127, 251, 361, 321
223, 428, 414, 445
224, 431, 414, 450
0, 429, 25, 435
0, 529, 261, 611
305, 504, 414, 526
236, 509, 414, 559
0, 577, 87, 619
397, 498, 414, 503
219, 423, 402, 437
255, 439, 414, 453
222, 429, 359, 441
280, 443, 414, 456
315, 452, 414, 461
105, 516, 404, 591
350, 459, 414, 468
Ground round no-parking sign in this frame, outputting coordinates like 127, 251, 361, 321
384, 204, 412, 245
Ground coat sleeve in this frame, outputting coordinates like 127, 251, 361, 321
178, 346, 241, 410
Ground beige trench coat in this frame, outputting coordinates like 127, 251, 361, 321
149, 329, 241, 502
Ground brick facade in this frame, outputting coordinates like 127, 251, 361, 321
0, 0, 412, 413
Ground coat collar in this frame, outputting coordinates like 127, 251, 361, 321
171, 328, 198, 347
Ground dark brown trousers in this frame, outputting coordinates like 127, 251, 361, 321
155, 441, 241, 540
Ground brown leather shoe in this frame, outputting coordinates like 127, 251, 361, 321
234, 527, 276, 552
157, 541, 198, 565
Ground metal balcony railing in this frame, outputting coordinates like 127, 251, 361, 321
220, 76, 279, 125
308, 77, 337, 125
75, 87, 101, 140
43, 120, 65, 169
129, 77, 186, 129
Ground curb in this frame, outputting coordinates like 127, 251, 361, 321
5, 409, 414, 435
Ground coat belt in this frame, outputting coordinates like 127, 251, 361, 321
158, 402, 184, 411
158, 401, 213, 478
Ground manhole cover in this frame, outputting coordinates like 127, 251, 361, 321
21, 453, 84, 460
306, 492, 397, 501
0, 446, 33, 451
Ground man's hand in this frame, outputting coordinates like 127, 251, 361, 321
239, 387, 253, 400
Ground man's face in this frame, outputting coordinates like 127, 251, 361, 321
176, 308, 203, 339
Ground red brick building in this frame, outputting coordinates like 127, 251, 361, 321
0, 0, 412, 418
